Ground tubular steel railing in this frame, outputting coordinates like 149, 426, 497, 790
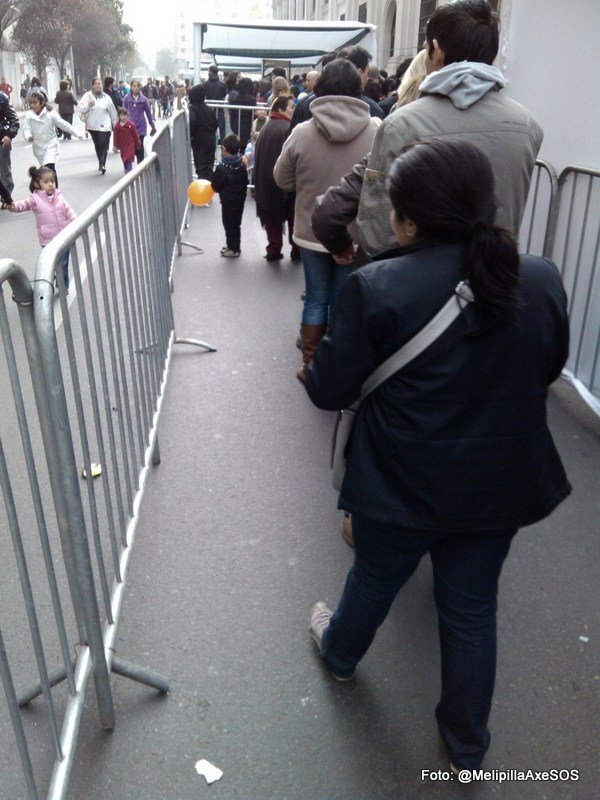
0, 112, 214, 799
551, 167, 600, 413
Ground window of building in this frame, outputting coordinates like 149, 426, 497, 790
417, 0, 436, 49
358, 2, 367, 23
340, 12, 345, 20
389, 5, 396, 58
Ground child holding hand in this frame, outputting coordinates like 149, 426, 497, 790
113, 107, 141, 173
8, 166, 76, 291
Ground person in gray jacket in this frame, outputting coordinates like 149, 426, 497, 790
312, 0, 543, 262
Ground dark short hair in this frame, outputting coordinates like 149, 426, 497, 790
271, 67, 287, 78
222, 133, 241, 154
59, 80, 69, 90
338, 45, 372, 72
271, 94, 293, 114
209, 65, 218, 74
426, 0, 499, 66
314, 58, 362, 99
188, 84, 206, 104
321, 51, 338, 67
103, 76, 115, 89
237, 77, 254, 95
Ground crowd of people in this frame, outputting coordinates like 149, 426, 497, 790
194, 0, 571, 778
0, 0, 572, 777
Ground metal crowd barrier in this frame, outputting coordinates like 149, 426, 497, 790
551, 167, 600, 413
0, 117, 214, 799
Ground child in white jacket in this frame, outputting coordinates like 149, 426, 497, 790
23, 89, 80, 186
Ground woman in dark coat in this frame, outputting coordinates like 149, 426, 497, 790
306, 139, 571, 774
229, 77, 256, 152
54, 80, 78, 139
253, 94, 299, 261
187, 84, 218, 180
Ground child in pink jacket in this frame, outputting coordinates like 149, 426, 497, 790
9, 165, 76, 291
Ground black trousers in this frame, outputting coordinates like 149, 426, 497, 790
221, 201, 245, 252
89, 130, 111, 168
192, 142, 215, 180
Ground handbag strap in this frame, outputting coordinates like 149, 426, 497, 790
358, 280, 474, 403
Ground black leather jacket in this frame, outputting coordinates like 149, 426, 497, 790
0, 92, 19, 139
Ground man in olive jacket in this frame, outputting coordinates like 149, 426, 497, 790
312, 0, 543, 261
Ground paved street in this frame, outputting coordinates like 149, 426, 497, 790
1, 116, 599, 799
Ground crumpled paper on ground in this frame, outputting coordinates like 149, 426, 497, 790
195, 759, 223, 784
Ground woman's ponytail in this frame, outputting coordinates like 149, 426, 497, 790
466, 221, 521, 329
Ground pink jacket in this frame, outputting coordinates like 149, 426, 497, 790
12, 189, 76, 246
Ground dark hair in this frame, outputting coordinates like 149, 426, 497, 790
29, 90, 49, 108
59, 79, 69, 90
426, 0, 499, 66
271, 94, 293, 114
31, 77, 41, 87
271, 67, 287, 78
338, 45, 372, 72
209, 65, 219, 74
28, 165, 55, 192
395, 57, 413, 82
388, 138, 521, 328
237, 77, 255, 96
321, 51, 339, 67
290, 85, 300, 99
222, 133, 241, 154
104, 76, 115, 90
364, 77, 383, 102
118, 107, 128, 116
188, 83, 206, 104
313, 59, 362, 99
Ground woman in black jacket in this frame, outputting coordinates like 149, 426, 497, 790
187, 84, 218, 180
306, 138, 571, 773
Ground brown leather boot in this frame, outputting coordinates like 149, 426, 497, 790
297, 324, 327, 382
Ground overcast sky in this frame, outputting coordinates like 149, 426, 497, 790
121, 0, 171, 67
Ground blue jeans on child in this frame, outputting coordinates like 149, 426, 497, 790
321, 514, 517, 770
299, 247, 351, 325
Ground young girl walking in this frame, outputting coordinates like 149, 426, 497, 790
22, 90, 80, 186
8, 166, 77, 291
113, 107, 141, 173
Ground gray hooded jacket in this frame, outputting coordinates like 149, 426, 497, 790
274, 95, 380, 250
357, 62, 543, 256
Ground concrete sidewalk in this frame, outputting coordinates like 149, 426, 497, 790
67, 201, 599, 800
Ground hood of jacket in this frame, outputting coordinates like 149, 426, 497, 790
310, 95, 372, 143
419, 61, 506, 110
221, 154, 244, 170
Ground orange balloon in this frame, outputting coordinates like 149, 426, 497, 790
187, 179, 215, 206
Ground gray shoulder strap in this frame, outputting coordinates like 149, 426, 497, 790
359, 281, 474, 402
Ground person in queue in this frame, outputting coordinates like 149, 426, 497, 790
253, 94, 299, 262
305, 137, 571, 774
273, 58, 380, 382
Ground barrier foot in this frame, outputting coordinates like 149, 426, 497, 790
111, 656, 170, 693
174, 337, 217, 352
152, 437, 161, 466
17, 662, 75, 707
181, 240, 203, 254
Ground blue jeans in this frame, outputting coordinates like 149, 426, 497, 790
300, 247, 351, 325
321, 514, 517, 769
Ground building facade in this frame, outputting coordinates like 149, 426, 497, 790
271, 0, 501, 73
